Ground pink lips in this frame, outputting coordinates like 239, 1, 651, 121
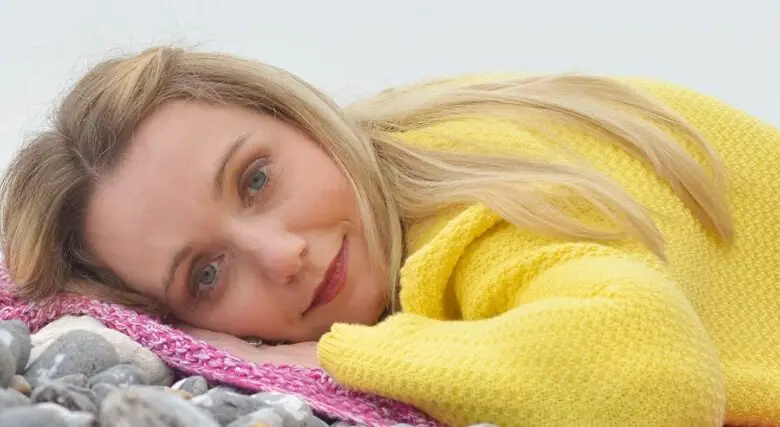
305, 239, 348, 314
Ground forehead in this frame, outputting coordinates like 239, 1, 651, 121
131, 100, 260, 168
83, 101, 258, 291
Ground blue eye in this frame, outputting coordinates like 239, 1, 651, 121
241, 159, 270, 203
248, 167, 268, 192
198, 263, 219, 285
190, 259, 221, 297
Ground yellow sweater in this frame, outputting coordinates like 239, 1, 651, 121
317, 79, 780, 426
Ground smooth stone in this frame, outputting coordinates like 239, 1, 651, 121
171, 375, 209, 396
253, 392, 313, 424
304, 416, 331, 427
91, 383, 118, 407
0, 388, 30, 412
30, 315, 175, 387
167, 389, 193, 400
99, 387, 220, 427
191, 388, 266, 426
23, 330, 119, 388
0, 345, 15, 388
226, 407, 284, 427
0, 403, 95, 427
88, 363, 148, 388
54, 374, 89, 388
133, 385, 193, 400
8, 375, 31, 395
210, 384, 245, 394
30, 382, 97, 414
0, 320, 31, 374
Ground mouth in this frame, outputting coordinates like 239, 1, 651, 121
304, 238, 348, 315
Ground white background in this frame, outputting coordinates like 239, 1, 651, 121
1, 0, 778, 170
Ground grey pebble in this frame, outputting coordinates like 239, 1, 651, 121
99, 386, 220, 427
304, 416, 331, 427
0, 388, 30, 412
226, 407, 284, 427
171, 375, 209, 396
8, 375, 31, 395
23, 330, 119, 388
301, 415, 329, 427
191, 387, 266, 426
89, 363, 148, 388
55, 374, 89, 388
0, 320, 31, 374
253, 391, 314, 425
210, 384, 245, 394
0, 402, 95, 427
30, 381, 97, 414
0, 346, 14, 388
91, 383, 118, 406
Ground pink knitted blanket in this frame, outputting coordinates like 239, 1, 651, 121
0, 264, 438, 426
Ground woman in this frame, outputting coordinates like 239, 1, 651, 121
1, 46, 778, 426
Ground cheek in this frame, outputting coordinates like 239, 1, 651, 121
179, 278, 289, 337
289, 156, 359, 225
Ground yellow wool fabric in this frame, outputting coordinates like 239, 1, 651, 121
317, 79, 780, 426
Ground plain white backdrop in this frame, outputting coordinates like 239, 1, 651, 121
1, 0, 778, 170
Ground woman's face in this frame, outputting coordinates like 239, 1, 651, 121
84, 100, 387, 342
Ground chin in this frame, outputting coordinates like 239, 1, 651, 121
323, 304, 384, 332
309, 286, 387, 340
351, 295, 388, 326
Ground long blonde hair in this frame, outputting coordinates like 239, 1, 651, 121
0, 46, 732, 311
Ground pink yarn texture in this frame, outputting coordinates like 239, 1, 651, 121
0, 264, 438, 426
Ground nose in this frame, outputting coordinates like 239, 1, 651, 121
230, 218, 308, 286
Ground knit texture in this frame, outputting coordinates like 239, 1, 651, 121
0, 268, 437, 426
318, 79, 780, 426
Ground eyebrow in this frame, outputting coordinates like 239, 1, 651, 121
214, 133, 251, 198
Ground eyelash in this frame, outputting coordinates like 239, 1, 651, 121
188, 254, 225, 299
239, 157, 272, 206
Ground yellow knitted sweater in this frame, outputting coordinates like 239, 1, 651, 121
317, 78, 780, 426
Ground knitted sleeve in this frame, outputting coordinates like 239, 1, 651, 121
317, 251, 726, 426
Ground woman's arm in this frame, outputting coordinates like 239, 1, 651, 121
318, 254, 726, 426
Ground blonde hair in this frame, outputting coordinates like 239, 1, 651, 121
0, 46, 732, 312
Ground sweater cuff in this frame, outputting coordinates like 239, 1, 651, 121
316, 323, 371, 378
316, 315, 425, 383
316, 325, 347, 368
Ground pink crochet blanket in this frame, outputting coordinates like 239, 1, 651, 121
0, 265, 438, 426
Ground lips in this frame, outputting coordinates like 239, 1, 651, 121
305, 238, 348, 314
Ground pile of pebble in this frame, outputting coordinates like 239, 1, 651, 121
0, 319, 496, 427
